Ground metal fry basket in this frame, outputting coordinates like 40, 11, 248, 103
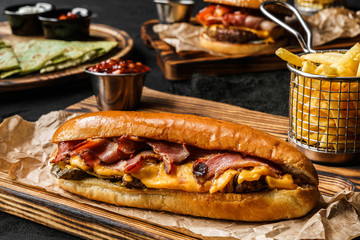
261, 1, 360, 163
288, 59, 360, 163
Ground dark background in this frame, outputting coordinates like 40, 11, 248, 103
1, 0, 360, 239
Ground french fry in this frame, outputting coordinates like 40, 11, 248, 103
314, 64, 338, 77
331, 43, 360, 74
302, 60, 317, 74
356, 54, 360, 77
301, 52, 343, 65
335, 65, 355, 77
275, 48, 304, 67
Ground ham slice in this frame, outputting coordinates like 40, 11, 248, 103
193, 153, 281, 182
124, 151, 160, 173
118, 135, 147, 155
71, 138, 125, 164
53, 140, 82, 163
104, 150, 160, 173
146, 140, 190, 173
73, 149, 100, 167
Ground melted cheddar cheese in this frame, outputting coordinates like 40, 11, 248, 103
67, 156, 298, 193
266, 174, 298, 189
237, 166, 277, 184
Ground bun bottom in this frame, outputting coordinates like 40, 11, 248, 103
199, 33, 286, 56
58, 177, 319, 221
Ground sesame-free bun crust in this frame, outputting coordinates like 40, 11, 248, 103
57, 177, 319, 221
52, 111, 320, 221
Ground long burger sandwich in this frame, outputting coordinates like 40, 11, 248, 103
50, 111, 319, 221
196, 0, 287, 55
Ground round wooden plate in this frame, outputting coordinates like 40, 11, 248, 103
318, 171, 356, 196
0, 22, 133, 92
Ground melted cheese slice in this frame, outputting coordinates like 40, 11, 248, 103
68, 156, 297, 193
266, 174, 298, 190
210, 169, 238, 194
237, 166, 277, 184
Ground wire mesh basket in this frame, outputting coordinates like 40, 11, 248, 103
260, 1, 360, 163
287, 56, 360, 163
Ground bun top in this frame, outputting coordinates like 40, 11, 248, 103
52, 111, 318, 185
204, 0, 286, 9
205, 0, 268, 9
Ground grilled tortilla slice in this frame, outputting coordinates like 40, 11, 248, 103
0, 39, 10, 48
40, 41, 118, 73
0, 48, 20, 72
13, 40, 67, 75
0, 42, 21, 79
7, 39, 118, 77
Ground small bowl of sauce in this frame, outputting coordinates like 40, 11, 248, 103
39, 8, 92, 40
4, 2, 55, 36
86, 59, 150, 111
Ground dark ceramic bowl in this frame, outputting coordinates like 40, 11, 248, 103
4, 3, 55, 36
38, 8, 92, 40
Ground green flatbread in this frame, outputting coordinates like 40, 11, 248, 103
1, 68, 21, 79
13, 40, 68, 75
40, 41, 118, 73
0, 39, 118, 78
0, 47, 19, 71
0, 39, 20, 78
0, 39, 10, 48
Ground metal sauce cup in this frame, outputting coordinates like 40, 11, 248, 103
154, 0, 194, 24
85, 69, 149, 111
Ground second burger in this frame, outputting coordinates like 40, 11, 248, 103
196, 0, 287, 55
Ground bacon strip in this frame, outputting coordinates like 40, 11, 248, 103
146, 140, 190, 174
72, 149, 100, 167
71, 138, 125, 164
118, 135, 147, 155
104, 150, 160, 173
193, 153, 281, 182
196, 4, 276, 31
52, 140, 82, 164
124, 151, 160, 173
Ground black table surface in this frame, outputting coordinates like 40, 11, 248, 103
1, 0, 360, 239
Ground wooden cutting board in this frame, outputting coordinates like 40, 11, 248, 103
0, 87, 359, 239
141, 19, 360, 81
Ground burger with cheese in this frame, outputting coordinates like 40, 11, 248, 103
196, 0, 287, 55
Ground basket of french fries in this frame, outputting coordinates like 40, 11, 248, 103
260, 1, 360, 163
276, 44, 360, 163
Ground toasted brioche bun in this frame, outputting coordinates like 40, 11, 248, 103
57, 177, 319, 221
51, 111, 320, 221
199, 32, 287, 56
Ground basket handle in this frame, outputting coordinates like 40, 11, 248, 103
260, 0, 316, 53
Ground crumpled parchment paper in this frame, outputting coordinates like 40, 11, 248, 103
0, 111, 360, 240
153, 22, 225, 56
306, 7, 360, 46
153, 7, 360, 54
